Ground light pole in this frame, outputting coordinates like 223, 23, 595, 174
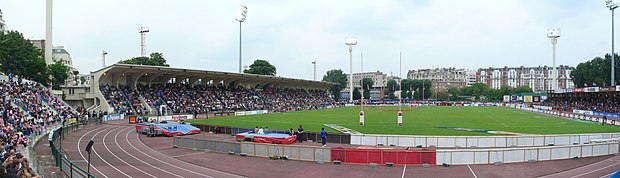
547, 29, 560, 91
361, 52, 364, 111
45, 0, 53, 65
236, 4, 248, 73
312, 61, 317, 81
607, 0, 619, 86
345, 37, 358, 103
102, 51, 108, 68
139, 27, 149, 57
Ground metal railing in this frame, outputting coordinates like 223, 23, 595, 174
49, 118, 102, 178
23, 123, 63, 178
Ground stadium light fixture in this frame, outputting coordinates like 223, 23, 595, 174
312, 61, 317, 81
606, 0, 619, 86
345, 36, 357, 103
102, 50, 108, 68
547, 28, 560, 91
139, 27, 150, 57
236, 4, 248, 73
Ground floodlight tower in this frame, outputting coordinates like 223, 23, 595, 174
607, 0, 619, 86
345, 37, 358, 103
312, 61, 317, 81
236, 4, 248, 73
102, 51, 108, 67
139, 27, 150, 57
45, 0, 53, 65
547, 29, 560, 91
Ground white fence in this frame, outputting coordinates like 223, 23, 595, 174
436, 143, 619, 165
351, 133, 620, 148
240, 143, 331, 162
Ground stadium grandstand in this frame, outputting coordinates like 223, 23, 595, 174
62, 64, 337, 116
541, 87, 620, 118
0, 73, 86, 177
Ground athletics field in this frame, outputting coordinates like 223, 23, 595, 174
186, 106, 620, 136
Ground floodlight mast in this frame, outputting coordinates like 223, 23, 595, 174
236, 4, 248, 73
547, 29, 560, 91
607, 0, 619, 86
345, 37, 358, 103
139, 27, 150, 57
102, 51, 108, 68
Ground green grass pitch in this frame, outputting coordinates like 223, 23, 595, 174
186, 106, 620, 136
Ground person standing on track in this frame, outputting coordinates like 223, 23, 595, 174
297, 125, 304, 143
320, 128, 328, 147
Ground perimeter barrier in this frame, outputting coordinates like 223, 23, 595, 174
173, 136, 241, 153
49, 117, 101, 178
192, 124, 351, 144
436, 142, 619, 165
23, 122, 63, 178
331, 147, 436, 165
173, 136, 331, 163
351, 133, 620, 148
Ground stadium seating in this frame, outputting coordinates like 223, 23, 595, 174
0, 74, 80, 156
541, 93, 620, 113
99, 83, 334, 115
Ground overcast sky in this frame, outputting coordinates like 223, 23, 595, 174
0, 0, 615, 80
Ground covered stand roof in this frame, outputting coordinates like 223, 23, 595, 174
93, 64, 336, 89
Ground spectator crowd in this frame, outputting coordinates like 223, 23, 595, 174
0, 74, 80, 178
100, 83, 334, 115
541, 92, 620, 114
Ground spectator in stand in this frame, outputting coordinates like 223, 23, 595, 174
541, 92, 620, 115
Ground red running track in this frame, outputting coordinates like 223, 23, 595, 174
60, 124, 244, 178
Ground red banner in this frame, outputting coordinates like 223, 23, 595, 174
331, 147, 436, 165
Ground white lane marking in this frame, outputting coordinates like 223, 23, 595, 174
78, 126, 109, 178
104, 127, 157, 178
570, 162, 620, 178
95, 127, 132, 177
539, 156, 619, 178
600, 172, 616, 178
172, 152, 205, 158
467, 164, 478, 178
401, 165, 406, 178
126, 126, 215, 178
114, 127, 181, 178
135, 133, 247, 178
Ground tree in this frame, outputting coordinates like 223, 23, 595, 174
387, 80, 399, 92
470, 83, 489, 98
401, 79, 414, 93
118, 52, 170, 67
513, 85, 532, 93
353, 88, 361, 100
362, 78, 374, 99
49, 61, 70, 89
0, 30, 49, 85
388, 92, 396, 100
571, 53, 620, 87
80, 76, 86, 85
386, 79, 399, 100
72, 70, 79, 85
243, 59, 276, 76
322, 69, 348, 101
0, 9, 5, 32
